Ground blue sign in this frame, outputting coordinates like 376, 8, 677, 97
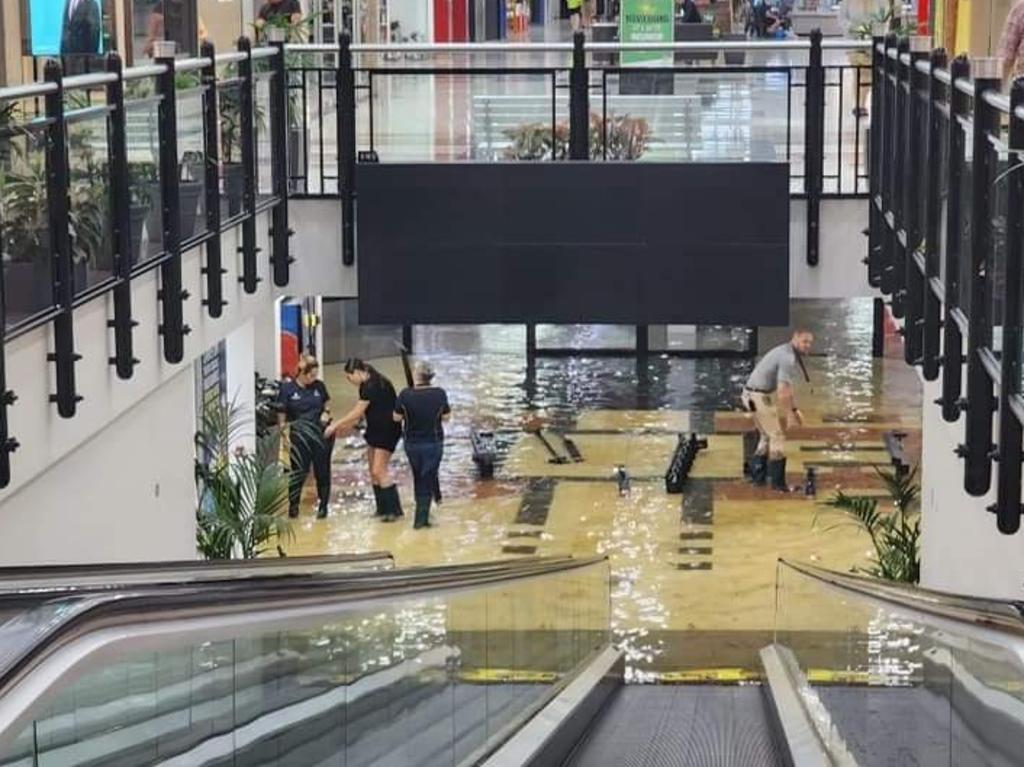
29, 0, 106, 56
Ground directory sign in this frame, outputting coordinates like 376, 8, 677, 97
619, 0, 673, 66
29, 0, 107, 56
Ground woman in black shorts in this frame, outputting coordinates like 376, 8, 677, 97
325, 358, 404, 521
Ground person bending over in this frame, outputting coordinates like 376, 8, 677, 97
326, 358, 404, 521
394, 361, 451, 529
278, 355, 334, 518
741, 329, 813, 491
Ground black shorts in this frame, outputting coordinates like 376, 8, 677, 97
568, 5, 581, 14
365, 424, 401, 452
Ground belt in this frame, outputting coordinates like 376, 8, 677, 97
743, 386, 773, 394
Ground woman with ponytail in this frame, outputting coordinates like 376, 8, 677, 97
325, 358, 403, 520
277, 354, 334, 519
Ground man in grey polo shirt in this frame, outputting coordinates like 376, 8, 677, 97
742, 329, 814, 491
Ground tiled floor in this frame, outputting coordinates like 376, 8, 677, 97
283, 299, 922, 677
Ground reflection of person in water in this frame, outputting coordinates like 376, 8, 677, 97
61, 0, 103, 54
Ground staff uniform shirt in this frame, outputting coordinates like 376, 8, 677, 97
394, 387, 451, 443
359, 376, 399, 434
745, 343, 798, 393
259, 0, 303, 21
278, 379, 330, 424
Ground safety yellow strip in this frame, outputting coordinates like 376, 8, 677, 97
459, 669, 559, 684
459, 667, 878, 686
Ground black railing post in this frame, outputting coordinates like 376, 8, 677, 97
569, 31, 589, 161
804, 28, 824, 266
238, 36, 260, 294
0, 104, 17, 481
962, 57, 1001, 496
879, 33, 898, 298
991, 77, 1024, 532
155, 47, 189, 363
940, 55, 969, 423
902, 35, 931, 367
44, 60, 81, 417
105, 52, 138, 379
338, 33, 356, 266
200, 41, 226, 317
922, 47, 948, 381
890, 35, 910, 318
993, 77, 1024, 532
269, 39, 293, 287
867, 27, 886, 288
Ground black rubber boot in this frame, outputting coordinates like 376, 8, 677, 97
288, 506, 299, 519
372, 485, 383, 516
413, 498, 431, 529
768, 458, 791, 492
749, 454, 768, 486
316, 499, 328, 519
380, 485, 404, 521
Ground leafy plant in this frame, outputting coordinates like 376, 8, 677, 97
817, 466, 921, 583
849, 6, 910, 40
503, 113, 652, 161
195, 399, 294, 559
254, 11, 320, 44
219, 86, 268, 164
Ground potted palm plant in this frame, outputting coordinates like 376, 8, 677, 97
1, 157, 53, 321
195, 399, 294, 560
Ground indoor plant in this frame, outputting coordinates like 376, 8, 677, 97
817, 465, 921, 583
503, 113, 652, 161
195, 399, 293, 560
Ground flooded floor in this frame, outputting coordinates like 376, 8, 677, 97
284, 299, 921, 678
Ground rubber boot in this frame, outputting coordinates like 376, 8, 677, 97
380, 485, 404, 522
413, 498, 432, 529
749, 454, 768, 486
768, 457, 791, 492
288, 506, 299, 519
316, 499, 329, 519
372, 485, 384, 516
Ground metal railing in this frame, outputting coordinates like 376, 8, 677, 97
0, 31, 870, 493
869, 34, 1024, 534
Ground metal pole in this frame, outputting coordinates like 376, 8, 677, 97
962, 57, 1001, 497
200, 41, 226, 317
940, 55, 969, 423
269, 40, 293, 287
569, 31, 589, 161
105, 52, 138, 379
921, 47, 947, 381
866, 26, 886, 288
238, 36, 260, 294
44, 60, 81, 417
902, 36, 931, 366
879, 33, 897, 299
890, 35, 910, 318
338, 33, 356, 266
804, 29, 824, 266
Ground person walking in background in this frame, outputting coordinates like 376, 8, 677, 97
62, 0, 102, 54
679, 0, 702, 23
741, 329, 814, 492
999, 0, 1024, 83
255, 0, 304, 33
326, 358, 404, 521
394, 361, 451, 530
277, 355, 334, 519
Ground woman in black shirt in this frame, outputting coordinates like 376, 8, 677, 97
277, 355, 333, 519
326, 358, 404, 521
394, 360, 451, 529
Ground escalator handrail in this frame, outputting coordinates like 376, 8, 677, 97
0, 552, 395, 593
0, 555, 608, 729
780, 559, 1024, 636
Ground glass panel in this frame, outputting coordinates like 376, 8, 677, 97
288, 55, 338, 195
219, 72, 247, 221
133, 0, 201, 61
0, 561, 610, 765
125, 78, 165, 265
988, 142, 1009, 354
956, 119, 973, 313
599, 70, 790, 165
536, 325, 636, 350
775, 564, 1024, 765
360, 72, 568, 163
0, 106, 54, 327
66, 95, 115, 295
255, 69, 275, 204
177, 82, 207, 242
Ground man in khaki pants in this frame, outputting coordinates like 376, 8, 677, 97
742, 330, 814, 491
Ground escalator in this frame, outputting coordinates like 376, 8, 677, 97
0, 555, 1021, 766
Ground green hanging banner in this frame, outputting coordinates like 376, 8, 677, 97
619, 0, 674, 66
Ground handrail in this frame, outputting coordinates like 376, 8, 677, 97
0, 82, 58, 102
780, 559, 1024, 636
934, 67, 952, 84
0, 552, 394, 593
955, 76, 975, 97
984, 90, 1011, 113
0, 554, 607, 731
285, 39, 826, 55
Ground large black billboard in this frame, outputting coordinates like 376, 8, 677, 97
357, 162, 790, 325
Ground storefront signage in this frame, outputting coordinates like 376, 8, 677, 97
619, 0, 674, 66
